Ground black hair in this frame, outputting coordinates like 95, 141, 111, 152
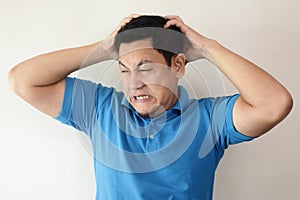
114, 15, 189, 66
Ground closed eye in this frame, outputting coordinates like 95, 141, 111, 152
138, 62, 153, 72
118, 59, 154, 73
139, 68, 152, 72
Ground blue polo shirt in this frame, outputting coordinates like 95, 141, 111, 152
55, 77, 254, 200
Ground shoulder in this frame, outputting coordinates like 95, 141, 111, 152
66, 77, 115, 95
197, 94, 240, 109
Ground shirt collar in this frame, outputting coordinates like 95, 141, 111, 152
121, 85, 190, 113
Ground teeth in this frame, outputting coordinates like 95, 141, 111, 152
135, 95, 149, 100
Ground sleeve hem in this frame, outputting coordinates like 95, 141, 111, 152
53, 77, 74, 123
226, 94, 256, 142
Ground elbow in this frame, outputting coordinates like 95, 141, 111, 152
270, 90, 293, 123
280, 91, 293, 118
7, 67, 18, 93
7, 65, 27, 96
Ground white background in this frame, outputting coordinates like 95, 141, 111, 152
1, 0, 299, 199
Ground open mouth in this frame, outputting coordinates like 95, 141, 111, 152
132, 94, 154, 103
134, 95, 150, 100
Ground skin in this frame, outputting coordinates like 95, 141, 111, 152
118, 38, 185, 118
7, 14, 293, 139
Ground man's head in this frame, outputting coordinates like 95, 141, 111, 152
115, 15, 187, 66
115, 15, 188, 118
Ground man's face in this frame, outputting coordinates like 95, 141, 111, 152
118, 38, 181, 118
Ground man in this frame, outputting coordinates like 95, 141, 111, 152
8, 15, 293, 199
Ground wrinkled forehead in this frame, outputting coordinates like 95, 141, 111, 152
119, 38, 154, 57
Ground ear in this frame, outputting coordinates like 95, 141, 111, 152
171, 53, 186, 79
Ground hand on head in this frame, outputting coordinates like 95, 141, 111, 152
101, 14, 207, 61
101, 14, 141, 59
164, 15, 207, 61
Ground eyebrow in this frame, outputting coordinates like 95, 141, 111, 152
118, 59, 152, 70
118, 61, 128, 69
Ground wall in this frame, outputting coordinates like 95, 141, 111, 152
1, 0, 299, 199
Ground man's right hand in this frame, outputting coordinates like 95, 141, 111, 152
101, 14, 141, 60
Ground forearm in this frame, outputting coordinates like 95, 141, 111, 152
8, 41, 105, 88
202, 39, 291, 110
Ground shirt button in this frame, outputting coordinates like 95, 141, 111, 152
149, 134, 155, 140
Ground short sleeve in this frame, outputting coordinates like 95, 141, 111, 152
210, 94, 255, 150
54, 77, 113, 137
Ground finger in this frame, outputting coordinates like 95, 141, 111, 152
164, 19, 185, 29
120, 16, 134, 25
164, 15, 183, 22
109, 14, 141, 39
128, 13, 141, 18
122, 14, 141, 24
119, 14, 141, 28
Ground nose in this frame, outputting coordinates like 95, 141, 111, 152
129, 71, 145, 90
